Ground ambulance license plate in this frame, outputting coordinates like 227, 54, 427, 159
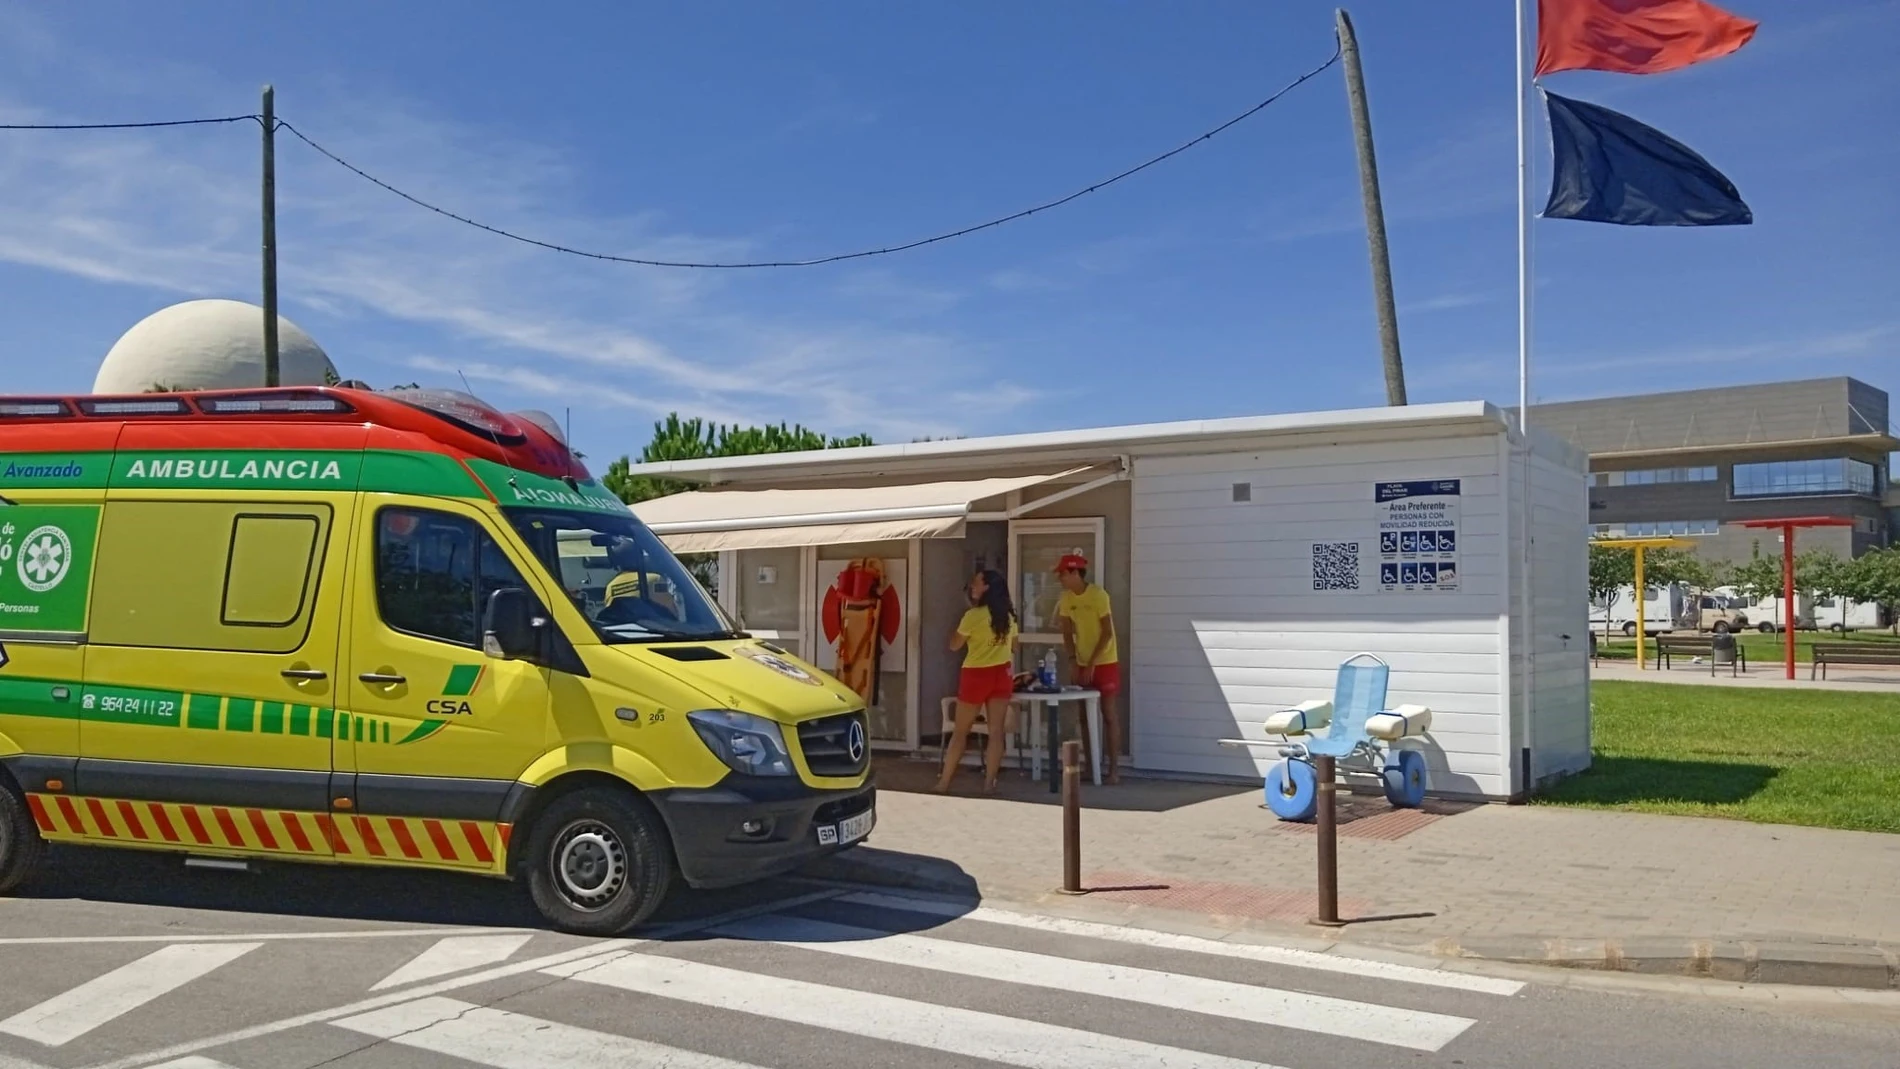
817, 808, 874, 846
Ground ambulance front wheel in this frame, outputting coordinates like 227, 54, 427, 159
523, 787, 674, 936
0, 784, 46, 895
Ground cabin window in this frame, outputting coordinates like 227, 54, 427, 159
92, 501, 331, 653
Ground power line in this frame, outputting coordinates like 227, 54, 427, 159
0, 114, 259, 130
277, 43, 1342, 269
0, 41, 1341, 269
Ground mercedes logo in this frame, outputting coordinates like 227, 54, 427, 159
846, 719, 866, 764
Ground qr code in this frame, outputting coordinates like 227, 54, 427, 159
1311, 541, 1360, 591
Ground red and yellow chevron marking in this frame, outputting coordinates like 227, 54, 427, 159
25, 794, 510, 874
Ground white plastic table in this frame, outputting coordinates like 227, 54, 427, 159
1012, 688, 1103, 790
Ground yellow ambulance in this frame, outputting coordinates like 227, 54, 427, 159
0, 386, 874, 934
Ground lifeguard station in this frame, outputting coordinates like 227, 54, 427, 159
1220, 654, 1433, 821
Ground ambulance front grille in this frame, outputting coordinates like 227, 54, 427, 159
797, 712, 869, 777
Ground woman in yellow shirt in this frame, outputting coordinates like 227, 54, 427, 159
936, 568, 1020, 793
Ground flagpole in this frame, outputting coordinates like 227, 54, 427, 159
1514, 0, 1537, 797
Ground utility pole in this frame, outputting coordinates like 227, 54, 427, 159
261, 84, 280, 388
1336, 10, 1406, 406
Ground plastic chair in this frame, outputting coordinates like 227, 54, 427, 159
937, 696, 1022, 773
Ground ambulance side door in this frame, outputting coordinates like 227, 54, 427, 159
78, 490, 353, 857
0, 474, 105, 810
338, 497, 554, 857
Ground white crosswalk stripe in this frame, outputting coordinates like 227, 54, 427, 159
0, 891, 1526, 1068
336, 996, 769, 1069
713, 913, 1474, 1052
0, 942, 261, 1047
836, 890, 1525, 995
545, 951, 1299, 1069
370, 934, 535, 991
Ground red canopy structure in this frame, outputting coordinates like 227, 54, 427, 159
1734, 517, 1855, 679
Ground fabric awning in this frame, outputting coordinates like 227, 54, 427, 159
631, 470, 1084, 553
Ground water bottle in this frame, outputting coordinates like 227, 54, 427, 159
1039, 650, 1057, 690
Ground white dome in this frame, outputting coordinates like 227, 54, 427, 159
93, 299, 337, 394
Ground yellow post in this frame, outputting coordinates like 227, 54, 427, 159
1633, 546, 1647, 670
1590, 536, 1692, 673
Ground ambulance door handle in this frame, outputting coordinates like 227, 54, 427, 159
281, 668, 328, 680
359, 672, 407, 685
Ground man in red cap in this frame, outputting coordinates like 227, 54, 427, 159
1056, 552, 1121, 783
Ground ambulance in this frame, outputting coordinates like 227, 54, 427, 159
0, 387, 875, 934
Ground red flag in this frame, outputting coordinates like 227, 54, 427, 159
1537, 0, 1758, 77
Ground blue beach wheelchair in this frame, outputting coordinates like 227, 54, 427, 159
1219, 654, 1433, 821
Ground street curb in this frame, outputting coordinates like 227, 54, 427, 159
805, 848, 1900, 991
1419, 936, 1899, 990
801, 848, 980, 898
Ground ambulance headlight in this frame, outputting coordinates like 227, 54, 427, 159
688, 710, 794, 777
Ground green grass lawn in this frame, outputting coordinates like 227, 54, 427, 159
1536, 680, 1900, 833
1592, 628, 1900, 665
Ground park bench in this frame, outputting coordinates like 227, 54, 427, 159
1810, 643, 1900, 681
1656, 633, 1746, 677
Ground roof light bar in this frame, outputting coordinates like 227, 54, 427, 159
78, 397, 191, 416
512, 409, 568, 445
386, 388, 526, 445
198, 393, 355, 414
0, 399, 72, 418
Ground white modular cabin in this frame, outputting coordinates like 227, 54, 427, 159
627, 401, 1592, 800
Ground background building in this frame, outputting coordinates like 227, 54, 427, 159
92, 299, 336, 394
1530, 377, 1894, 562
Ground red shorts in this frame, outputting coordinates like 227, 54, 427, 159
1078, 662, 1121, 695
958, 664, 1015, 704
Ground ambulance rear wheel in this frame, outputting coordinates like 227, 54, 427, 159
0, 785, 46, 895
524, 788, 673, 936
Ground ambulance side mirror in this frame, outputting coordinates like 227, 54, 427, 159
482, 588, 539, 661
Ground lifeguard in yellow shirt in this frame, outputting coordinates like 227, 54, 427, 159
937, 568, 1019, 794
1057, 553, 1121, 784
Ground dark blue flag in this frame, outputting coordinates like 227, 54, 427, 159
1543, 90, 1752, 226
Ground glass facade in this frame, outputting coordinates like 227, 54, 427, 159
1731, 458, 1878, 498
1593, 519, 1720, 538
1595, 466, 1718, 487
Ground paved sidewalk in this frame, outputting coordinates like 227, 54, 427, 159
1591, 658, 1900, 690
809, 758, 1900, 989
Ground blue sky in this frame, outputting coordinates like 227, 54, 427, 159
0, 1, 1893, 465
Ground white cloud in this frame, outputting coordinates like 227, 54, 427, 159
1400, 290, 1496, 315
0, 30, 1035, 461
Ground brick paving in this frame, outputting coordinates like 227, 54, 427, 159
860, 757, 1900, 954
1082, 871, 1372, 923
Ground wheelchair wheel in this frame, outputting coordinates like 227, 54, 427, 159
1382, 749, 1428, 809
1264, 759, 1318, 821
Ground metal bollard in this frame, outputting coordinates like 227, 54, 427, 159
1313, 754, 1343, 926
1059, 739, 1085, 895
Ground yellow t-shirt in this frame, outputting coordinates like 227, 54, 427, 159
958, 606, 1018, 669
1058, 584, 1118, 666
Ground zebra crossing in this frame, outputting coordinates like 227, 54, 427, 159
0, 889, 1527, 1069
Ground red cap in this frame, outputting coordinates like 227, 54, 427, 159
1055, 553, 1090, 574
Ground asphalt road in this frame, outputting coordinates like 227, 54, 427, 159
1, 844, 1896, 1069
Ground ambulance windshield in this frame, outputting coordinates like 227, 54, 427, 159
504, 508, 738, 643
